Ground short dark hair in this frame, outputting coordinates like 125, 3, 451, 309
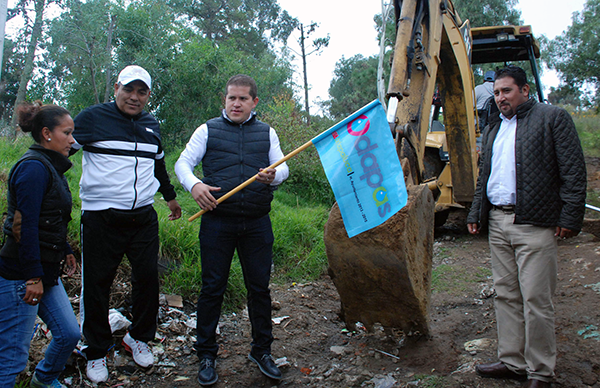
16, 101, 71, 143
226, 75, 257, 99
495, 65, 528, 89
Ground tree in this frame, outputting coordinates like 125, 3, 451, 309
0, 39, 23, 125
294, 22, 329, 124
545, 0, 600, 107
45, 0, 121, 111
324, 55, 378, 120
10, 0, 47, 128
158, 38, 294, 144
452, 0, 521, 28
166, 0, 297, 56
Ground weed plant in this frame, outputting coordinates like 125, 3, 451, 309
572, 112, 600, 217
0, 130, 332, 312
573, 112, 600, 158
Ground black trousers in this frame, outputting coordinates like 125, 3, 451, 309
195, 214, 274, 359
80, 205, 159, 360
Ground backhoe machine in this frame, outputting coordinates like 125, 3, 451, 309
323, 0, 542, 336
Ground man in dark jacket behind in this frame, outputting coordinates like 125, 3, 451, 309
467, 65, 586, 388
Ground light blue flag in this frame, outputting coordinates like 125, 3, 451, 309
312, 100, 407, 238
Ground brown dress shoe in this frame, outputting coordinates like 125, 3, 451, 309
475, 362, 527, 381
525, 379, 552, 388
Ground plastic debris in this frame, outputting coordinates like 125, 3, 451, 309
108, 309, 131, 333
272, 315, 290, 325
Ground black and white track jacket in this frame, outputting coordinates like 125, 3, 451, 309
72, 102, 176, 211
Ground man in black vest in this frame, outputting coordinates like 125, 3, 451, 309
175, 74, 289, 386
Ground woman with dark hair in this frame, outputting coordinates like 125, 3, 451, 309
0, 102, 80, 388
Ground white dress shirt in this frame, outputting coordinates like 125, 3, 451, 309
487, 114, 517, 206
175, 122, 289, 193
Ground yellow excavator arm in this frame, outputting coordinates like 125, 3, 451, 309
388, 0, 478, 205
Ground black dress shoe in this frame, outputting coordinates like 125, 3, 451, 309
248, 353, 282, 380
525, 379, 552, 387
197, 358, 218, 386
475, 362, 527, 381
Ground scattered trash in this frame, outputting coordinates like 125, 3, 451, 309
108, 309, 131, 333
479, 285, 495, 299
464, 338, 495, 353
577, 325, 600, 341
272, 315, 290, 325
584, 282, 600, 295
330, 345, 346, 355
300, 367, 312, 375
366, 374, 397, 388
373, 349, 400, 360
274, 357, 290, 367
164, 294, 184, 308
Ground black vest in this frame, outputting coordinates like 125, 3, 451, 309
1, 144, 73, 263
201, 115, 273, 218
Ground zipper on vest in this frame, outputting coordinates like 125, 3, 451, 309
239, 123, 245, 216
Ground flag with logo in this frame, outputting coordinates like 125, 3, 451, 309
312, 100, 407, 238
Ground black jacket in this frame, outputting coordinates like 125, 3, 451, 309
467, 99, 586, 232
72, 102, 176, 211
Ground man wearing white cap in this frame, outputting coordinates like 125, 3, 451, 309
71, 65, 182, 383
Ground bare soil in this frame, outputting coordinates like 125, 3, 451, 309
21, 160, 600, 388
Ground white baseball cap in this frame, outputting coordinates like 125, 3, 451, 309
117, 65, 152, 89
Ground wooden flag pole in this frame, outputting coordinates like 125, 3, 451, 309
188, 139, 314, 222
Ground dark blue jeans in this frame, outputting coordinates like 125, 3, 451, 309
0, 278, 80, 387
195, 214, 274, 359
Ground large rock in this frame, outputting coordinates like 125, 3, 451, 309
324, 184, 434, 335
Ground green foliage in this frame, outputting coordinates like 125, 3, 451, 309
270, 191, 329, 281
572, 111, 600, 158
260, 93, 335, 206
432, 264, 491, 294
0, 39, 23, 124
43, 0, 121, 111
158, 39, 294, 145
545, 0, 600, 108
548, 85, 586, 111
414, 374, 448, 388
324, 55, 379, 120
452, 0, 521, 27
165, 0, 298, 56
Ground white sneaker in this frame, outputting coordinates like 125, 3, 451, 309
122, 332, 154, 368
86, 357, 108, 383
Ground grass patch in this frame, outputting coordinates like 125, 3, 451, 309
0, 135, 333, 313
414, 374, 449, 387
431, 264, 492, 294
573, 112, 600, 158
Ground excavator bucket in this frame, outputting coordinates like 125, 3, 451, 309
324, 184, 434, 334
324, 0, 477, 336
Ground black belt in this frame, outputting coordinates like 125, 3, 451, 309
492, 204, 515, 212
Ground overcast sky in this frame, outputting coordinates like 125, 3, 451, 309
278, 0, 588, 113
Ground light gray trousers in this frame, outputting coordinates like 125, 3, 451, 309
488, 208, 557, 382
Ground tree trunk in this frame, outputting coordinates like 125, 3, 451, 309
103, 13, 116, 103
299, 24, 311, 125
11, 0, 46, 131
377, 1, 393, 109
